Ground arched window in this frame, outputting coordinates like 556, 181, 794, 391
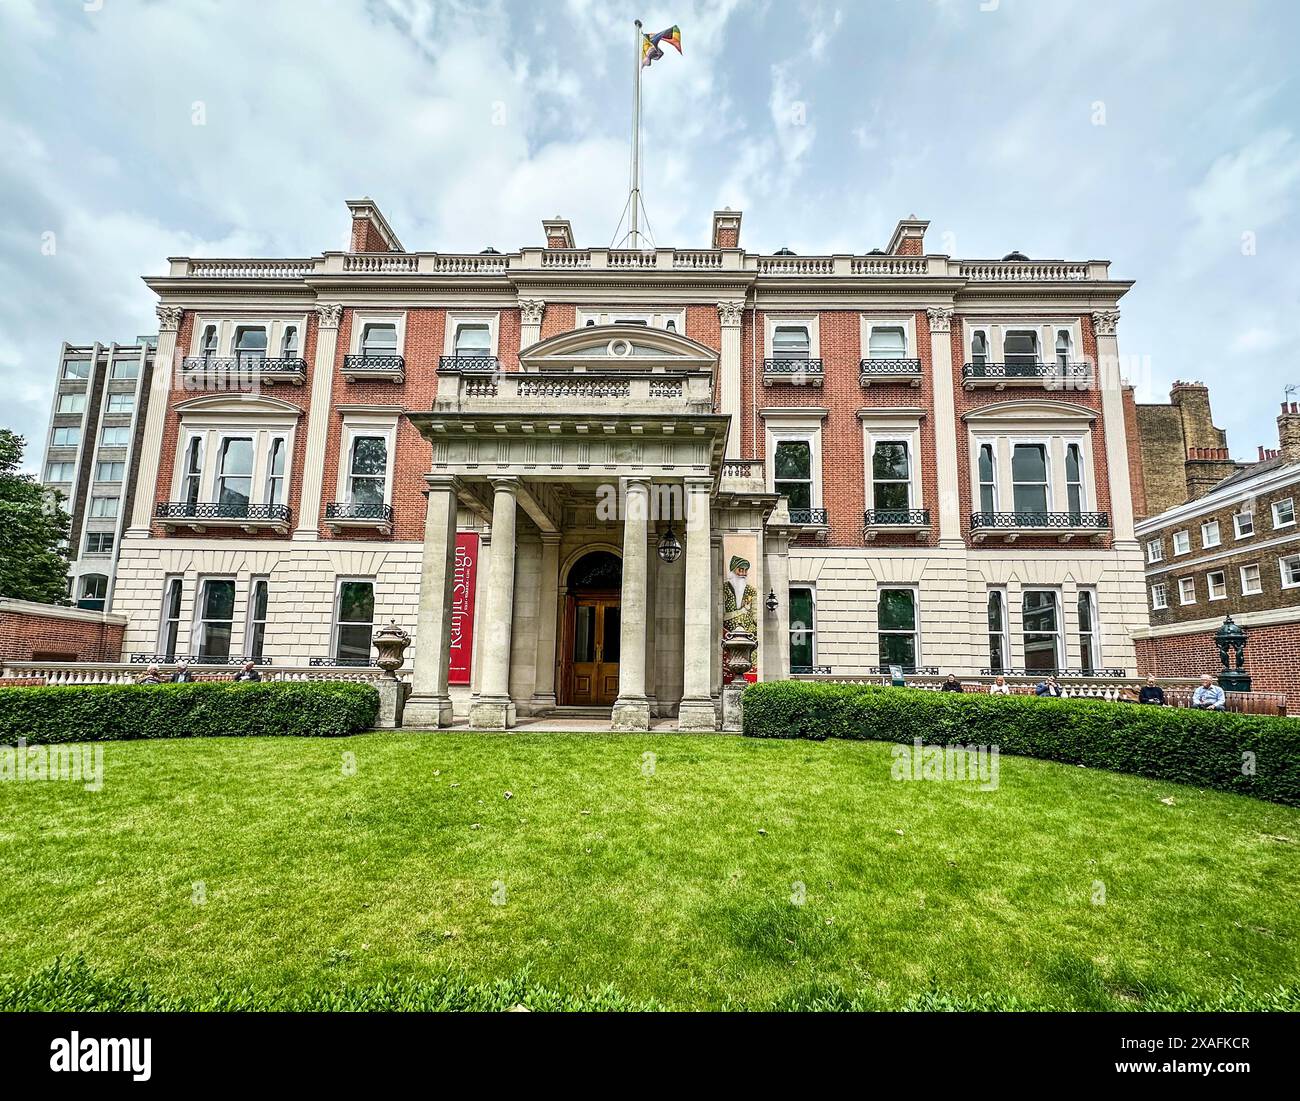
281, 326, 298, 358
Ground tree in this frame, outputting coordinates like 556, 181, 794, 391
0, 429, 72, 604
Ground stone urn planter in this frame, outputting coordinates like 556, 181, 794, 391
371, 620, 411, 728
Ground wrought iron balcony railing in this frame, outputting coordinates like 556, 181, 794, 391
309, 657, 378, 668
182, 356, 307, 379
961, 361, 1092, 387
325, 501, 393, 526
872, 665, 940, 676
342, 353, 406, 382
981, 667, 1127, 678
128, 653, 273, 665
858, 358, 923, 385
763, 358, 824, 384
156, 501, 292, 524
970, 511, 1109, 530
438, 355, 500, 372
863, 508, 931, 540
791, 665, 833, 675
788, 507, 828, 526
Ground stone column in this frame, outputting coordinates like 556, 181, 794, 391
717, 301, 744, 458
126, 304, 182, 538
1092, 310, 1136, 544
644, 528, 659, 716
678, 478, 718, 730
405, 475, 459, 728
294, 303, 344, 540
927, 307, 963, 546
469, 477, 519, 729
520, 299, 545, 350
531, 532, 561, 712
613, 478, 651, 730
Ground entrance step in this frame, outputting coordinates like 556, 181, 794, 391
546, 706, 613, 719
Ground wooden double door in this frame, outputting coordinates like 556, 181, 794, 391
562, 592, 621, 706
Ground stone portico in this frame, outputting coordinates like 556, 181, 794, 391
403, 324, 786, 731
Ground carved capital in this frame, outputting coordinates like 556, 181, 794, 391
717, 300, 744, 328
519, 298, 546, 326
315, 303, 344, 330
155, 305, 183, 333
926, 306, 953, 334
1091, 309, 1120, 337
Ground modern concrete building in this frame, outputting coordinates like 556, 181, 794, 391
39, 338, 157, 611
107, 198, 1147, 727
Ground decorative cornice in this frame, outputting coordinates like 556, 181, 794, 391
926, 306, 953, 333
518, 298, 546, 325
717, 300, 744, 328
1091, 309, 1120, 336
315, 303, 344, 330
155, 305, 183, 333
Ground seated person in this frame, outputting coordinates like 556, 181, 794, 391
1138, 676, 1165, 705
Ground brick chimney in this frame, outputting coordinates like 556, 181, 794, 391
711, 208, 742, 249
346, 198, 404, 253
542, 217, 574, 249
1278, 402, 1300, 461
886, 215, 928, 256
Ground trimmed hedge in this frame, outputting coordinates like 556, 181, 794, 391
0, 681, 380, 743
742, 681, 1300, 806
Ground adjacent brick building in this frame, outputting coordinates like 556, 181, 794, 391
106, 199, 1146, 728
0, 598, 126, 663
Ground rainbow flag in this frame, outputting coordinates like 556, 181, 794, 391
641, 25, 682, 69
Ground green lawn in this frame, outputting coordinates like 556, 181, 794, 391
2, 731, 1298, 1010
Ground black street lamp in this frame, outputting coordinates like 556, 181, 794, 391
766, 588, 778, 613
657, 525, 682, 564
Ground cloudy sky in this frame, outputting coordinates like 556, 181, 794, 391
2, 0, 1298, 466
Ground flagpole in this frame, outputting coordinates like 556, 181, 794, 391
630, 19, 642, 249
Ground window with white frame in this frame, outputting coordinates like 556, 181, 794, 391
1272, 498, 1295, 528
63, 358, 90, 380
877, 587, 918, 668
216, 437, 254, 509
774, 440, 813, 512
1077, 588, 1098, 674
51, 426, 80, 447
1201, 519, 1221, 548
181, 437, 203, 505
1207, 570, 1227, 600
347, 436, 388, 506
45, 461, 75, 482
106, 393, 134, 414
1004, 329, 1040, 370
247, 578, 269, 661
1151, 583, 1168, 611
57, 393, 85, 414
334, 580, 376, 663
95, 460, 125, 482
1172, 530, 1191, 555
1011, 443, 1049, 515
77, 574, 108, 611
1281, 555, 1300, 589
111, 358, 140, 380
199, 325, 219, 360
453, 323, 491, 357
361, 322, 398, 357
1022, 590, 1060, 671
233, 325, 267, 367
172, 405, 295, 513
1146, 538, 1163, 564
101, 425, 130, 447
789, 586, 816, 672
159, 577, 184, 661
871, 440, 912, 515
977, 443, 996, 513
987, 589, 1009, 672
1065, 443, 1085, 516
89, 495, 119, 518
1240, 563, 1262, 595
280, 325, 299, 358
1178, 576, 1196, 605
970, 329, 989, 366
197, 578, 236, 659
85, 531, 113, 554
866, 325, 907, 359
265, 438, 286, 505
1055, 329, 1073, 368
771, 324, 811, 360
1234, 510, 1255, 538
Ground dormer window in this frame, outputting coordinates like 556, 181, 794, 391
362, 323, 398, 356
772, 325, 810, 360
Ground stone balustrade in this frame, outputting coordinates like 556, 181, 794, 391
1, 662, 411, 685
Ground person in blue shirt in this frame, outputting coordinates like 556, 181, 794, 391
1035, 676, 1063, 697
1192, 674, 1226, 711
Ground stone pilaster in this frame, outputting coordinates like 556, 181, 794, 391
1092, 309, 1136, 544
927, 306, 963, 546
294, 303, 344, 540
613, 478, 651, 730
125, 304, 182, 538
762, 522, 792, 681
519, 299, 545, 350
678, 478, 718, 730
404, 475, 460, 728
717, 301, 744, 458
531, 532, 561, 711
469, 477, 519, 729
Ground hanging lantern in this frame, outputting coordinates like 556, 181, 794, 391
766, 588, 778, 613
657, 525, 682, 563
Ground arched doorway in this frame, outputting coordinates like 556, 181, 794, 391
560, 550, 622, 706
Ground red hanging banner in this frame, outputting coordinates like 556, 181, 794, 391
448, 532, 478, 684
